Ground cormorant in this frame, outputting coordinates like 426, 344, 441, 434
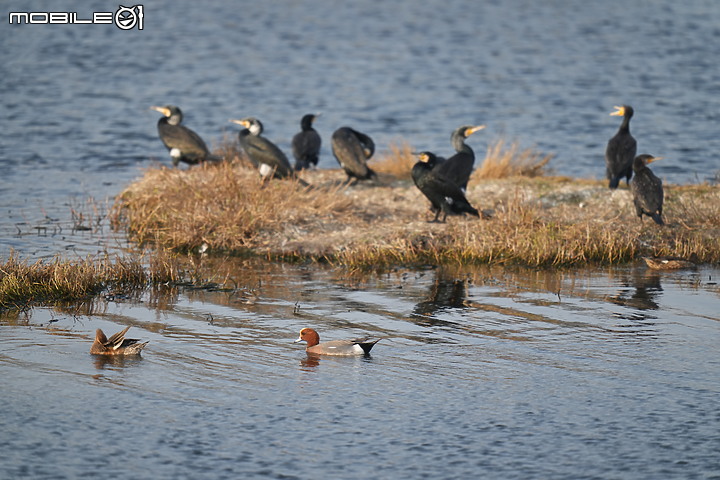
435, 125, 486, 191
630, 154, 664, 225
412, 151, 480, 223
605, 105, 637, 189
331, 126, 376, 182
230, 117, 294, 180
292, 114, 321, 170
151, 105, 211, 167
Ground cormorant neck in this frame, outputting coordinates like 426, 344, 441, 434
619, 114, 632, 133
452, 135, 473, 154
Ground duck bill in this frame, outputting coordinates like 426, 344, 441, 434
293, 336, 303, 343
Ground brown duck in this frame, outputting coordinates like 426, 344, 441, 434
90, 326, 148, 356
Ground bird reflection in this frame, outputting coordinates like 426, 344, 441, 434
413, 273, 469, 319
92, 354, 144, 370
609, 270, 663, 310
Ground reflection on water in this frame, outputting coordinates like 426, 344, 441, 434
2, 260, 718, 479
609, 269, 664, 310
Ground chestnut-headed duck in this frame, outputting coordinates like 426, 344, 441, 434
294, 327, 380, 356
90, 326, 148, 356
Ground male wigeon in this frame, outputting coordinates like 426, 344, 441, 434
294, 327, 380, 356
90, 326, 148, 356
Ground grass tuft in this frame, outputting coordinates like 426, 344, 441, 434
474, 138, 553, 179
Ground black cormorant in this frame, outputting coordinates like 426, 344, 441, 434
292, 114, 321, 171
630, 154, 664, 225
151, 105, 211, 167
230, 117, 294, 180
605, 105, 637, 189
412, 151, 480, 223
435, 125, 486, 191
331, 127, 376, 182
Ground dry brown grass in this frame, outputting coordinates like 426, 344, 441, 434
473, 138, 553, 179
371, 141, 417, 179
370, 138, 552, 181
0, 252, 183, 311
110, 161, 354, 253
110, 157, 720, 271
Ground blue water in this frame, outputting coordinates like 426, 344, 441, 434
2, 0, 720, 257
1, 1, 720, 478
2, 262, 720, 479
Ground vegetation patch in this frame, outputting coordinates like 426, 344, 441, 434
109, 137, 720, 271
0, 251, 183, 311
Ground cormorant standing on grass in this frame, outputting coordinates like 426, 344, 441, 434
412, 151, 480, 223
630, 154, 664, 225
230, 117, 294, 180
331, 127, 376, 182
292, 114, 321, 170
605, 105, 637, 189
151, 105, 211, 167
435, 125, 486, 191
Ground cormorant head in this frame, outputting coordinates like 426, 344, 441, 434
230, 117, 263, 136
633, 154, 662, 172
151, 105, 183, 125
610, 105, 634, 119
418, 151, 438, 166
454, 125, 486, 140
300, 113, 319, 130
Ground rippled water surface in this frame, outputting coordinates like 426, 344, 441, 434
2, 0, 720, 257
2, 262, 720, 479
2, 1, 720, 478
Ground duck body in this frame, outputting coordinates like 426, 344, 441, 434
90, 326, 148, 356
294, 328, 380, 356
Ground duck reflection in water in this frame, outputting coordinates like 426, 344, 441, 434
92, 354, 144, 370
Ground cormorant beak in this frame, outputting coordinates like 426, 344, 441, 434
610, 106, 625, 116
150, 106, 171, 117
647, 156, 663, 164
418, 153, 430, 163
229, 119, 249, 128
467, 125, 486, 136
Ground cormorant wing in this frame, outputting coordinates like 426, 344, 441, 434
158, 123, 209, 155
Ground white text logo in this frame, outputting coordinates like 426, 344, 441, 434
9, 5, 144, 30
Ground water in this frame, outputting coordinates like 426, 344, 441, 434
1, 261, 719, 479
2, 0, 720, 258
2, 1, 720, 478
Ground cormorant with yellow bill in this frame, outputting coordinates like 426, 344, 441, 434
605, 105, 637, 189
435, 125, 485, 191
151, 105, 212, 167
412, 151, 479, 223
